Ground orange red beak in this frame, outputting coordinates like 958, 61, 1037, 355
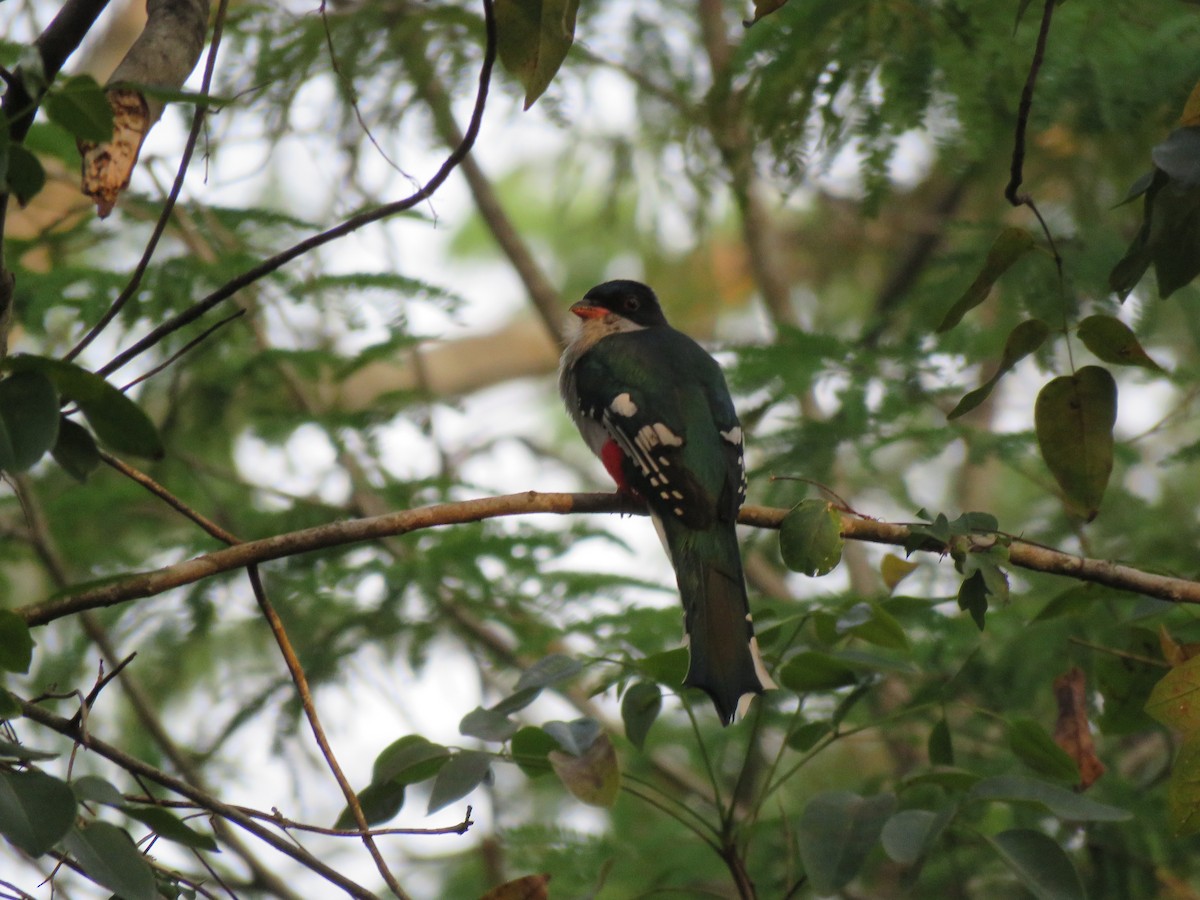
569, 301, 608, 320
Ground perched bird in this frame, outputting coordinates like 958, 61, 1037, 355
559, 280, 774, 724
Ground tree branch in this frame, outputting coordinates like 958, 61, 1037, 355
18, 491, 1200, 628
18, 700, 382, 899
97, 0, 499, 379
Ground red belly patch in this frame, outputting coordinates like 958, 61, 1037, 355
601, 439, 638, 496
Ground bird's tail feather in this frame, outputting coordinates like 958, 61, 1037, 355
674, 542, 773, 726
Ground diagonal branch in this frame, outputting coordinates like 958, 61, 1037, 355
18, 699, 381, 899
18, 491, 1200, 629
97, 0, 499, 379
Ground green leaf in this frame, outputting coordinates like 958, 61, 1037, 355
427, 750, 493, 814
514, 653, 582, 691
937, 227, 1037, 332
779, 499, 844, 576
1145, 654, 1200, 732
0, 691, 21, 721
372, 735, 450, 786
6, 144, 47, 206
51, 415, 101, 481
1077, 315, 1164, 372
1165, 732, 1200, 835
985, 829, 1086, 900
333, 780, 406, 829
122, 805, 219, 851
797, 791, 896, 893
620, 681, 661, 751
969, 775, 1131, 821
957, 569, 988, 630
4, 356, 162, 459
0, 610, 34, 674
785, 720, 831, 752
489, 686, 541, 716
1034, 365, 1117, 520
744, 0, 789, 25
495, 0, 581, 109
881, 808, 947, 865
43, 74, 113, 142
1007, 717, 1079, 782
543, 717, 602, 757
459, 706, 518, 742
928, 719, 954, 766
62, 822, 156, 900
72, 776, 124, 806
511, 726, 556, 778
0, 739, 56, 760
549, 732, 620, 808
1032, 584, 1101, 622
0, 370, 60, 473
1152, 125, 1200, 187
779, 651, 858, 692
948, 318, 1051, 419
845, 603, 909, 650
637, 648, 688, 685
0, 770, 77, 856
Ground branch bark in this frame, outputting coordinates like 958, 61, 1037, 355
18, 491, 1200, 628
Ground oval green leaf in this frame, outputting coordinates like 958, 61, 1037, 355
779, 499, 844, 576
495, 0, 581, 109
969, 774, 1131, 821
427, 750, 492, 814
511, 726, 556, 778
43, 74, 114, 142
1034, 365, 1117, 520
881, 808, 944, 865
1145, 654, 1200, 733
985, 828, 1085, 900
1077, 315, 1164, 372
779, 651, 858, 692
937, 227, 1037, 332
0, 370, 60, 472
797, 791, 896, 894
5, 355, 162, 459
372, 735, 450, 786
51, 415, 100, 482
122, 805, 220, 851
0, 770, 76, 855
0, 610, 33, 674
620, 681, 661, 751
1007, 717, 1079, 782
1166, 733, 1200, 835
62, 822, 156, 900
948, 318, 1051, 419
334, 780, 405, 829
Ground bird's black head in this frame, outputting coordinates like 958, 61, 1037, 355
571, 280, 669, 327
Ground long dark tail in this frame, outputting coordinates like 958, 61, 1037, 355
670, 527, 773, 725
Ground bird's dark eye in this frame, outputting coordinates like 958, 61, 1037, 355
623, 296, 640, 312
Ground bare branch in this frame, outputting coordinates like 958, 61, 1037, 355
98, 0, 500, 379
18, 699, 382, 899
18, 491, 1200, 628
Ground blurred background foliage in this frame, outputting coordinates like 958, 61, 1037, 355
4, 0, 1200, 897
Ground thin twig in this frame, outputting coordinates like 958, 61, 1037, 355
98, 0, 499, 379
119, 308, 246, 393
18, 699, 381, 899
65, 0, 232, 362
1005, 0, 1056, 206
246, 566, 414, 900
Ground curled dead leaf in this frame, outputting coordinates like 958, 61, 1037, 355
1052, 667, 1105, 790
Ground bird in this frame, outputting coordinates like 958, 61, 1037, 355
558, 279, 774, 725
